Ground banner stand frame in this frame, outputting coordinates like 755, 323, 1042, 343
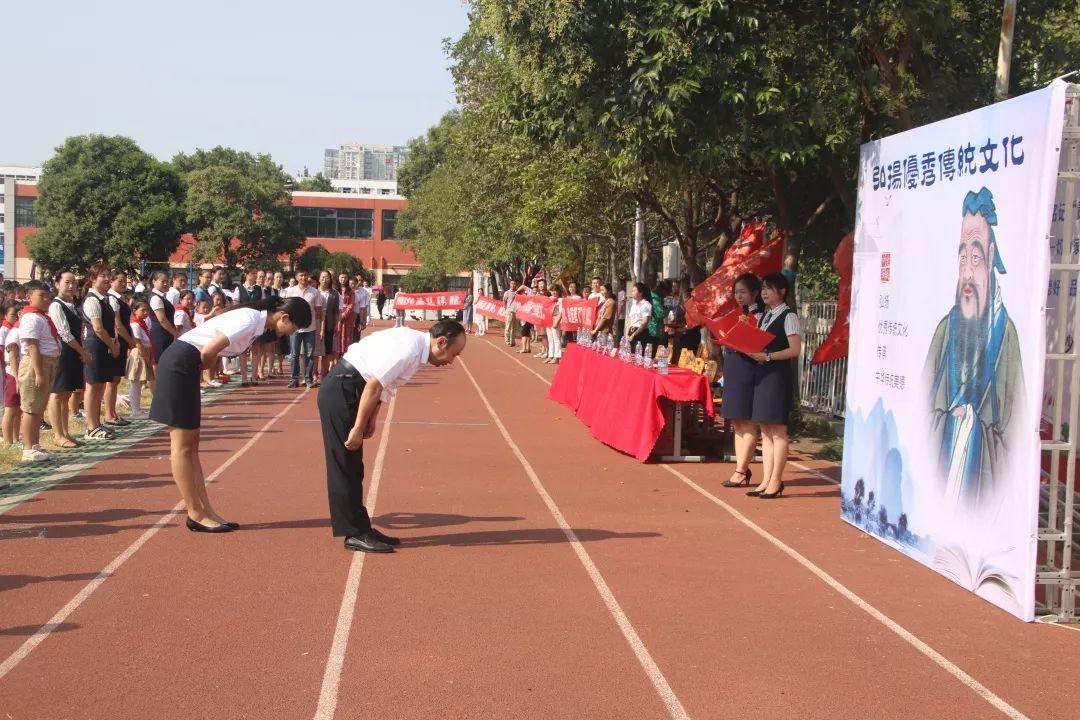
1038, 83, 1080, 623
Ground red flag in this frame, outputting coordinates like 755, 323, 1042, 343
811, 232, 854, 365
684, 222, 784, 328
475, 295, 507, 322
393, 291, 466, 311
560, 298, 597, 331
700, 308, 774, 355
514, 295, 557, 328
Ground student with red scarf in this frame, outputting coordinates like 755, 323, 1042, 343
18, 282, 62, 462
126, 300, 155, 419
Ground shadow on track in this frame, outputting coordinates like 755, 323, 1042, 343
401, 528, 661, 548
373, 512, 524, 529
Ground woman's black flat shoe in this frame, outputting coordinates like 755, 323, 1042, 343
759, 482, 786, 500
723, 468, 752, 488
186, 517, 236, 533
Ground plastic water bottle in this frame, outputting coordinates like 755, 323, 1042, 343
580, 330, 589, 348
656, 346, 669, 375
634, 341, 643, 366
608, 334, 617, 358
619, 336, 629, 362
643, 343, 654, 370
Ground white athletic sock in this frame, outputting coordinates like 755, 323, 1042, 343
129, 382, 141, 415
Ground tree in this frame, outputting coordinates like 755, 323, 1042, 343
30, 135, 184, 272
174, 146, 304, 270
295, 173, 334, 192
400, 264, 449, 292
296, 245, 332, 275
326, 251, 367, 278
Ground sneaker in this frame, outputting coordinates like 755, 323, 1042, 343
128, 410, 150, 420
22, 445, 51, 462
72, 410, 86, 421
40, 420, 52, 431
207, 380, 222, 388
84, 425, 116, 441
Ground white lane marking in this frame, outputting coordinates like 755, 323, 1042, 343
1037, 618, 1080, 634
0, 389, 310, 682
459, 358, 689, 720
659, 463, 1028, 720
485, 335, 1029, 718
313, 396, 396, 720
789, 460, 840, 485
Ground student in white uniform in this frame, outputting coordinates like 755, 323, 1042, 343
150, 296, 311, 533
318, 320, 466, 553
18, 282, 63, 462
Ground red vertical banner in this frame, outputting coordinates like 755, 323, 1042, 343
683, 222, 785, 326
811, 232, 854, 365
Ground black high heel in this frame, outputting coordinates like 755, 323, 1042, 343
759, 482, 785, 500
723, 468, 752, 488
186, 517, 236, 533
746, 486, 765, 497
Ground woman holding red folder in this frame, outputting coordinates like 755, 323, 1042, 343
746, 273, 802, 500
721, 274, 765, 489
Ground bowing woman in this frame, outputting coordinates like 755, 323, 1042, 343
721, 273, 764, 488
150, 296, 311, 533
746, 273, 802, 500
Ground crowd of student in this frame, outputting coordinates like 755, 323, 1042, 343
0, 265, 379, 464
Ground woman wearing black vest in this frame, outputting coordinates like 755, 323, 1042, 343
47, 270, 92, 449
746, 272, 802, 500
106, 271, 137, 428
721, 273, 765, 488
82, 264, 120, 441
148, 271, 178, 370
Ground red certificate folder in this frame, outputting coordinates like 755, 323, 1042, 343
704, 309, 774, 355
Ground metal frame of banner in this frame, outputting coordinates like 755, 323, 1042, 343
1038, 83, 1080, 622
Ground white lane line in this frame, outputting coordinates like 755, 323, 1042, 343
484, 336, 1029, 719
313, 396, 396, 720
789, 460, 840, 485
459, 357, 689, 720
1037, 618, 1080, 634
659, 463, 1028, 719
0, 388, 310, 683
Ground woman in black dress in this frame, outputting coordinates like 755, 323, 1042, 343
720, 273, 765, 488
81, 264, 120, 441
746, 273, 802, 499
47, 270, 91, 448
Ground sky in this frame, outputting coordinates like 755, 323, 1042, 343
4, 0, 470, 175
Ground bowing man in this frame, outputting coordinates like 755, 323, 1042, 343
319, 320, 467, 553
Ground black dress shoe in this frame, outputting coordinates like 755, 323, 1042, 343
369, 528, 400, 546
186, 517, 235, 533
344, 532, 394, 553
287, 380, 300, 388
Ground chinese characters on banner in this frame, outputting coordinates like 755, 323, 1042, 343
392, 291, 467, 311
474, 295, 507, 322
514, 295, 557, 328
842, 81, 1067, 621
560, 298, 597, 331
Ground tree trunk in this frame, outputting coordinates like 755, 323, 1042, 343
771, 166, 802, 277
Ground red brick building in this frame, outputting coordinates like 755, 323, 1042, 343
3, 183, 419, 285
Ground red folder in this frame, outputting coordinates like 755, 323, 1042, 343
703, 309, 774, 355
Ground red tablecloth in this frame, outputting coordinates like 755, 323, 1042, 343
548, 343, 714, 461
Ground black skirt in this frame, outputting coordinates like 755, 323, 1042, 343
324, 328, 336, 354
112, 338, 129, 379
751, 359, 795, 425
150, 330, 173, 364
149, 341, 202, 430
84, 335, 115, 385
721, 348, 756, 421
52, 345, 86, 393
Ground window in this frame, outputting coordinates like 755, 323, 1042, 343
296, 207, 373, 238
382, 209, 398, 239
15, 196, 39, 227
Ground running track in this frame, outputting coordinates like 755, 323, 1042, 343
0, 322, 1077, 719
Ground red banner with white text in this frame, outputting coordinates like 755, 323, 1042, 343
514, 295, 557, 328
393, 291, 466, 311
560, 298, 597, 331
474, 295, 507, 322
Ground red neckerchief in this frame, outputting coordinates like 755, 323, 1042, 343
1, 319, 13, 329
20, 305, 61, 343
133, 317, 155, 361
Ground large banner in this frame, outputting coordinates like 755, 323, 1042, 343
514, 295, 556, 328
560, 298, 597, 331
842, 81, 1067, 621
475, 295, 507, 322
393, 291, 466, 311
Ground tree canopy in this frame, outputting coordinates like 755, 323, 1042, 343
29, 135, 184, 273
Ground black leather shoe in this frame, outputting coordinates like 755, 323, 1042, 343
287, 380, 300, 388
186, 517, 235, 533
369, 528, 401, 546
344, 532, 394, 553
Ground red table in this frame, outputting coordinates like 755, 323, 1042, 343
548, 343, 714, 462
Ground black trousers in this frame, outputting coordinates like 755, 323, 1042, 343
318, 361, 372, 537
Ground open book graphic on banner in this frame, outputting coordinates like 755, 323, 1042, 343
703, 309, 774, 355
933, 544, 1018, 610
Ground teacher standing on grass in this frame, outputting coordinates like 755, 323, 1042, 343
319, 320, 466, 553
150, 296, 311, 533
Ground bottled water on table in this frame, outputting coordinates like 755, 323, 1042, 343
607, 334, 617, 357
634, 341, 643, 366
619, 336, 630, 362
656, 345, 669, 375
643, 343, 654, 370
